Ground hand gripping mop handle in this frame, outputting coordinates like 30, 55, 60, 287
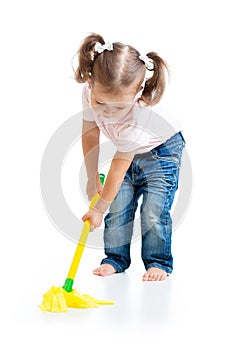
63, 173, 105, 292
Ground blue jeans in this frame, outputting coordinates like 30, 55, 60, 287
101, 132, 185, 274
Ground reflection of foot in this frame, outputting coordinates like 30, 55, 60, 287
142, 267, 168, 281
93, 264, 117, 276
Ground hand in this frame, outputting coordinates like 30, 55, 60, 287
86, 173, 103, 200
82, 208, 104, 231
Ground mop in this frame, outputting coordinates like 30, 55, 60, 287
39, 174, 114, 312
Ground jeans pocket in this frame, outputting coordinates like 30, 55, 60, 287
151, 150, 180, 164
151, 133, 185, 165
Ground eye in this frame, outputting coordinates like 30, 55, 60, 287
96, 100, 105, 105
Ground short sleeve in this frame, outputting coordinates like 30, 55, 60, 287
82, 84, 95, 122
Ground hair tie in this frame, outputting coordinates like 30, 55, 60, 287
95, 41, 113, 54
139, 55, 154, 70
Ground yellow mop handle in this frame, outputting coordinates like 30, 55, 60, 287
66, 193, 100, 281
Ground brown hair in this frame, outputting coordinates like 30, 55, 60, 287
74, 33, 169, 106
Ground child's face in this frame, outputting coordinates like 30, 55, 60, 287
89, 81, 137, 119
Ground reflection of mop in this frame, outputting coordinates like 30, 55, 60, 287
39, 174, 114, 312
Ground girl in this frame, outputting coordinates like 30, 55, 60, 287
75, 33, 185, 281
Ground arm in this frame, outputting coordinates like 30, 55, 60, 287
82, 120, 102, 199
95, 151, 135, 212
82, 150, 135, 229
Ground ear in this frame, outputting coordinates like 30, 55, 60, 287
134, 85, 144, 100
87, 77, 92, 89
136, 78, 146, 94
139, 85, 144, 92
87, 77, 95, 89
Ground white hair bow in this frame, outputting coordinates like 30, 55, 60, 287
94, 41, 113, 54
139, 55, 154, 70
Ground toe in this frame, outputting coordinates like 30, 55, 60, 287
93, 264, 116, 276
142, 272, 149, 281
93, 267, 102, 275
143, 268, 168, 281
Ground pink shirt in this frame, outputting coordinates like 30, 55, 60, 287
82, 83, 180, 154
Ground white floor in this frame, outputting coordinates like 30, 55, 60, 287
2, 212, 232, 350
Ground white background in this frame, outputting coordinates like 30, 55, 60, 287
1, 0, 232, 349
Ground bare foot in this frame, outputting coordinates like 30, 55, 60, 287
142, 267, 168, 281
93, 264, 117, 276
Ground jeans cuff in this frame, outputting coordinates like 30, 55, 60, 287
146, 263, 173, 275
100, 259, 125, 273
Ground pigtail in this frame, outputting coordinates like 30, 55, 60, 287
74, 33, 105, 83
140, 52, 169, 106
